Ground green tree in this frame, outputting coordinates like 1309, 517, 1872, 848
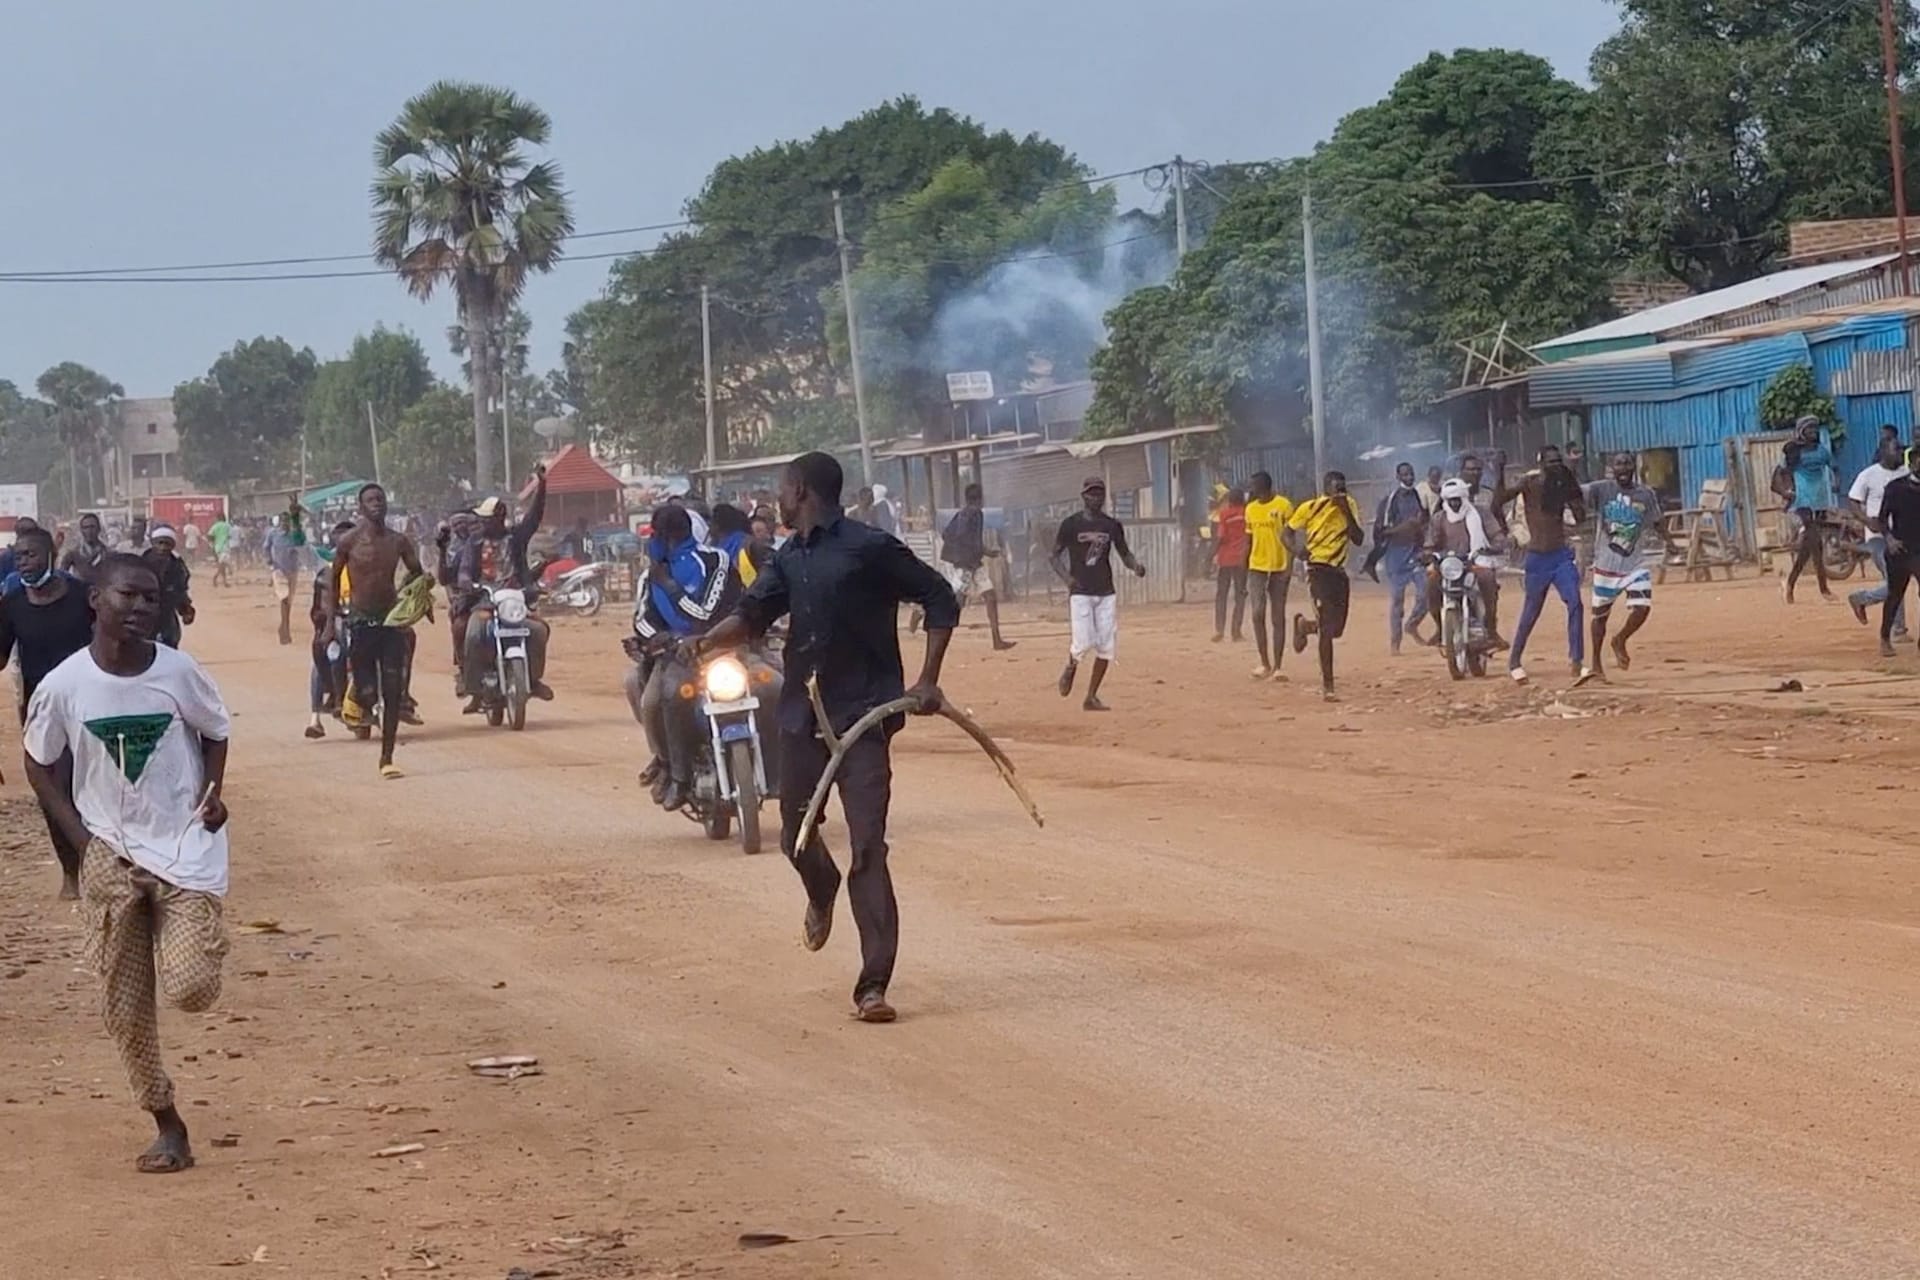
0, 381, 65, 507
568, 97, 1087, 466
1576, 0, 1920, 288
383, 384, 475, 509
35, 362, 123, 505
173, 337, 318, 488
372, 81, 575, 490
1087, 50, 1611, 447
304, 326, 434, 479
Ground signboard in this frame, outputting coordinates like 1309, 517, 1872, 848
0, 484, 38, 521
946, 371, 995, 402
150, 494, 227, 532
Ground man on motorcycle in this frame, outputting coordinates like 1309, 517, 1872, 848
1456, 453, 1508, 647
629, 503, 745, 810
455, 467, 552, 710
1427, 478, 1497, 628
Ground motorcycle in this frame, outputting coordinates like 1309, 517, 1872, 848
473, 584, 537, 730
1432, 551, 1491, 680
543, 560, 608, 617
681, 648, 778, 854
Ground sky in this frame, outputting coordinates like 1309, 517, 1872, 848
0, 0, 1620, 399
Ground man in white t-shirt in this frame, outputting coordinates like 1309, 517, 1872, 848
1846, 431, 1910, 636
23, 552, 233, 1176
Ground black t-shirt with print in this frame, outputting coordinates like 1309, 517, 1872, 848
1054, 511, 1132, 597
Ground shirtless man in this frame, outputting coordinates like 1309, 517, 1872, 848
329, 484, 426, 779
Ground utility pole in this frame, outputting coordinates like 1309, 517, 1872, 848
832, 189, 875, 483
501, 364, 513, 487
1172, 155, 1189, 259
1302, 183, 1328, 483
365, 400, 383, 488
1881, 0, 1913, 294
701, 283, 718, 477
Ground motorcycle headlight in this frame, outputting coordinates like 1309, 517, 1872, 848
1440, 555, 1467, 583
703, 656, 750, 702
496, 592, 529, 624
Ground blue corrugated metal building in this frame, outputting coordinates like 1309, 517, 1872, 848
1527, 308, 1920, 515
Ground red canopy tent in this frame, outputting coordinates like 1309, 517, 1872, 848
520, 443, 625, 531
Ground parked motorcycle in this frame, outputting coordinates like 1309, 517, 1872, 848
1432, 551, 1491, 680
543, 561, 608, 617
473, 584, 537, 730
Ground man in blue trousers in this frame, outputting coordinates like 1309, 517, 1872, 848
1496, 446, 1587, 685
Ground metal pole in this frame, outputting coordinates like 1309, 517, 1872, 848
501, 365, 512, 487
701, 283, 718, 475
1882, 0, 1913, 294
1173, 155, 1189, 259
832, 189, 875, 483
365, 400, 382, 488
1302, 182, 1328, 481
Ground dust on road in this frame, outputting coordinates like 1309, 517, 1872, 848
5, 571, 1920, 1278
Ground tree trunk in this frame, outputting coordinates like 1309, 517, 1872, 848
467, 300, 496, 492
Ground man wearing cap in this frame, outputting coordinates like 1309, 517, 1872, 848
141, 526, 195, 649
1051, 476, 1146, 711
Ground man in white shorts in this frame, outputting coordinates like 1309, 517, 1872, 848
939, 483, 1014, 651
1577, 450, 1664, 685
1051, 476, 1145, 712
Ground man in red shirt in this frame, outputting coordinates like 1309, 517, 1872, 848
1211, 487, 1250, 642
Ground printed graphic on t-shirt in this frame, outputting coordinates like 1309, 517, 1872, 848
1075, 528, 1111, 566
84, 712, 173, 783
1600, 494, 1648, 558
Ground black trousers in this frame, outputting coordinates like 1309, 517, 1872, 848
1884, 552, 1920, 640
1214, 564, 1248, 636
779, 727, 896, 999
349, 622, 408, 761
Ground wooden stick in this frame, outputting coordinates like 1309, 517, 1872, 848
793, 683, 1043, 857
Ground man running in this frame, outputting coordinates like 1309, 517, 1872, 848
1497, 445, 1588, 684
457, 468, 552, 709
23, 552, 232, 1175
1053, 476, 1146, 711
1211, 486, 1250, 643
940, 483, 1014, 651
207, 513, 233, 587
1287, 471, 1364, 701
265, 511, 304, 644
694, 451, 957, 1023
0, 526, 95, 897
331, 484, 427, 779
1368, 462, 1430, 653
1875, 464, 1920, 653
1846, 431, 1910, 636
58, 512, 111, 581
142, 527, 195, 649
1578, 452, 1664, 683
1243, 470, 1295, 679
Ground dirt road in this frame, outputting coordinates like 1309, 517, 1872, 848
6, 569, 1920, 1278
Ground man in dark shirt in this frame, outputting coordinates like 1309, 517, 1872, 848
58, 512, 110, 581
0, 526, 93, 897
456, 467, 551, 706
141, 526, 195, 649
939, 483, 1013, 651
696, 451, 958, 1024
1876, 465, 1920, 654
1366, 461, 1431, 653
1051, 477, 1145, 712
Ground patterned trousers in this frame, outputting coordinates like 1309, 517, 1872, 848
80, 841, 228, 1112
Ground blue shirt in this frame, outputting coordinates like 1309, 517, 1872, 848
635, 537, 735, 640
1792, 430, 1837, 512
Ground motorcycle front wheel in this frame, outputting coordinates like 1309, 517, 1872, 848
728, 739, 762, 855
1442, 608, 1466, 681
1822, 529, 1859, 580
503, 657, 529, 731
576, 583, 604, 618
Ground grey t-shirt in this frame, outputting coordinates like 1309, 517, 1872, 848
1585, 479, 1661, 575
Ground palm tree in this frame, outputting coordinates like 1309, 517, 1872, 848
371, 82, 574, 490
35, 362, 123, 505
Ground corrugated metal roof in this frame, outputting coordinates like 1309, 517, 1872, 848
1705, 295, 1920, 342
1535, 255, 1897, 350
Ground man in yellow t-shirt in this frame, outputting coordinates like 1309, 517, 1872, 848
1287, 470, 1365, 702
1241, 470, 1295, 680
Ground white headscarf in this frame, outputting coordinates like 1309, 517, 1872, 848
1439, 479, 1490, 554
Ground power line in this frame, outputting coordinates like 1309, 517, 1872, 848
0, 244, 666, 285
0, 218, 693, 279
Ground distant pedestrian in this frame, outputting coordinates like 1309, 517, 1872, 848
207, 515, 233, 587
1053, 477, 1146, 712
1211, 487, 1249, 643
265, 507, 306, 645
939, 483, 1014, 650
141, 527, 195, 649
